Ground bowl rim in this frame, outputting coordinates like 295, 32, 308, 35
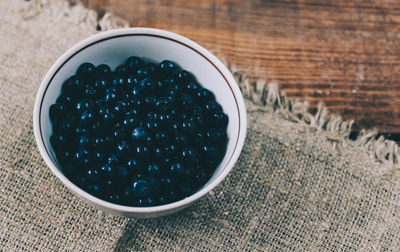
33, 27, 247, 214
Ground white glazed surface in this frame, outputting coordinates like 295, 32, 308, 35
33, 28, 247, 218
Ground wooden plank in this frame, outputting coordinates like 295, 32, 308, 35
84, 0, 400, 134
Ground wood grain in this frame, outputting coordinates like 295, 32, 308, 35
83, 0, 400, 135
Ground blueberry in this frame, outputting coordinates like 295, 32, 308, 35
192, 131, 204, 145
116, 141, 131, 158
97, 64, 112, 76
85, 168, 101, 183
87, 184, 103, 197
74, 149, 91, 166
196, 88, 215, 102
169, 162, 184, 177
125, 56, 144, 70
202, 145, 219, 160
50, 133, 68, 149
147, 163, 161, 177
177, 70, 195, 82
94, 136, 112, 149
154, 130, 168, 144
106, 154, 119, 166
93, 76, 110, 92
107, 193, 121, 203
144, 119, 159, 131
115, 166, 129, 180
160, 177, 174, 191
49, 103, 65, 123
127, 157, 144, 171
75, 99, 94, 114
78, 135, 91, 147
181, 120, 195, 134
160, 60, 176, 74
56, 95, 74, 109
179, 181, 193, 196
79, 109, 96, 127
115, 64, 129, 75
74, 126, 88, 135
112, 128, 127, 141
131, 126, 148, 142
138, 77, 155, 93
112, 74, 126, 91
148, 177, 161, 192
131, 179, 151, 197
133, 145, 150, 159
143, 95, 157, 108
83, 84, 97, 98
181, 146, 198, 164
56, 150, 73, 164
99, 108, 117, 127
163, 144, 177, 156
77, 63, 96, 80
179, 95, 194, 111
93, 151, 105, 164
204, 101, 223, 114
158, 113, 172, 125
135, 68, 149, 79
153, 146, 164, 159
174, 134, 188, 146
123, 115, 140, 129
126, 75, 140, 88
184, 81, 199, 95
112, 100, 129, 116
57, 118, 74, 134
104, 87, 118, 104
100, 164, 113, 178
211, 111, 229, 128
62, 75, 84, 95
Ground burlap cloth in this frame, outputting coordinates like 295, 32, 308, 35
1, 0, 400, 251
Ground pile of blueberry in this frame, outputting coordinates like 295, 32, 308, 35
49, 56, 228, 207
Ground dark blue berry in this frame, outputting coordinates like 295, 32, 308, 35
169, 162, 184, 177
154, 130, 168, 144
147, 163, 161, 177
196, 88, 215, 102
160, 60, 176, 74
97, 64, 111, 76
181, 120, 195, 134
115, 64, 129, 75
123, 115, 140, 130
77, 63, 96, 80
49, 103, 65, 123
74, 149, 91, 166
62, 75, 84, 95
127, 157, 144, 171
50, 133, 68, 148
107, 154, 119, 166
131, 126, 148, 142
79, 109, 96, 127
131, 179, 151, 197
126, 56, 144, 70
104, 87, 118, 104
85, 168, 101, 183
75, 99, 94, 114
133, 145, 150, 159
211, 111, 229, 128
78, 135, 91, 147
181, 146, 198, 164
177, 70, 195, 82
116, 141, 131, 158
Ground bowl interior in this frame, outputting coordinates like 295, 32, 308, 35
39, 33, 241, 204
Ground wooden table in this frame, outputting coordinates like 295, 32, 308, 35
84, 0, 400, 140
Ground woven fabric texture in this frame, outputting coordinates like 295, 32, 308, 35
1, 0, 400, 251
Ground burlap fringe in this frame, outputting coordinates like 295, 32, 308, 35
23, 0, 400, 167
228, 65, 400, 167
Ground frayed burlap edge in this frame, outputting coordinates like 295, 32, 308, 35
23, 0, 400, 168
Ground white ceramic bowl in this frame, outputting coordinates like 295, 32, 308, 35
33, 28, 247, 218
